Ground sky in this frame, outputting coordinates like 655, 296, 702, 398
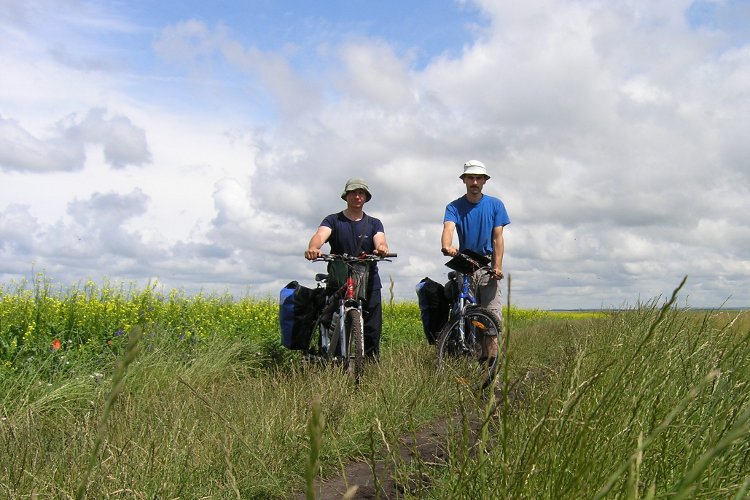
1, 0, 749, 310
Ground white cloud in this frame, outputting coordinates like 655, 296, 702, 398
0, 115, 85, 172
70, 109, 152, 168
337, 40, 415, 107
1, 0, 749, 309
0, 109, 150, 172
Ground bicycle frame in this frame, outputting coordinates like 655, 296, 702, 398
446, 252, 493, 348
311, 253, 396, 363
319, 274, 362, 359
450, 272, 478, 347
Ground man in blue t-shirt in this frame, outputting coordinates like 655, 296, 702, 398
305, 178, 390, 358
441, 160, 510, 358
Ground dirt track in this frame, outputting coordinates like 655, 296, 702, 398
298, 417, 455, 499
296, 372, 535, 500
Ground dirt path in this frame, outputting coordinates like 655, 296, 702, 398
298, 417, 458, 499
297, 373, 535, 500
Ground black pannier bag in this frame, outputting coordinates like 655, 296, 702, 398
415, 277, 450, 344
279, 281, 325, 350
444, 274, 459, 306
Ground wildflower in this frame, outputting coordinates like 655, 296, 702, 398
114, 328, 124, 337
52, 339, 61, 351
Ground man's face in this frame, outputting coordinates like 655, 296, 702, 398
462, 174, 487, 195
345, 189, 368, 208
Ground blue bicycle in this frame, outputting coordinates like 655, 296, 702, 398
436, 251, 503, 389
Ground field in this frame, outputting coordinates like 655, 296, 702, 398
1, 275, 749, 498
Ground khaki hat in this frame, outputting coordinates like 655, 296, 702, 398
460, 160, 490, 179
341, 178, 372, 201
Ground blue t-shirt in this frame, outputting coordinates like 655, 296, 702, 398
444, 195, 510, 256
321, 212, 385, 290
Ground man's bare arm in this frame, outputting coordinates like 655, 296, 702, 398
441, 221, 458, 256
491, 225, 505, 278
373, 232, 389, 255
304, 226, 332, 260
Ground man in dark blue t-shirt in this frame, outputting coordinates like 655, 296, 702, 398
441, 160, 510, 359
305, 178, 390, 358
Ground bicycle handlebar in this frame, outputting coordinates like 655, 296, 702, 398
444, 251, 503, 279
453, 252, 487, 268
313, 252, 397, 263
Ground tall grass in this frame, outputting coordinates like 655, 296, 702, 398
2, 275, 748, 497
0, 336, 456, 497
427, 281, 750, 498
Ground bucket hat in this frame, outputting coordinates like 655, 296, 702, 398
341, 178, 372, 201
460, 160, 490, 179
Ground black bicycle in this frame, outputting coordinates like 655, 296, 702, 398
306, 252, 396, 383
436, 251, 504, 390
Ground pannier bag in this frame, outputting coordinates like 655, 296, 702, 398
279, 281, 324, 350
415, 277, 450, 344
444, 274, 459, 305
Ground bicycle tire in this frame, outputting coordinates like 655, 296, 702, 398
346, 309, 365, 384
436, 306, 503, 390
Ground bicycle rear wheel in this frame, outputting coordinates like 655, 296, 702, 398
345, 309, 365, 384
436, 306, 503, 390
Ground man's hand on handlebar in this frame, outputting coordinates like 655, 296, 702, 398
374, 244, 390, 256
441, 246, 458, 257
304, 248, 322, 260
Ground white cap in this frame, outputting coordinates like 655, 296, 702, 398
460, 160, 490, 179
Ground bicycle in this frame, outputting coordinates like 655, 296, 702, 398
305, 252, 397, 383
436, 250, 504, 390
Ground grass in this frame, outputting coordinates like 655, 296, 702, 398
425, 284, 750, 498
1, 337, 456, 497
1, 276, 749, 497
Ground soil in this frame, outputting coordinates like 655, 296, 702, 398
296, 370, 539, 499
297, 417, 456, 499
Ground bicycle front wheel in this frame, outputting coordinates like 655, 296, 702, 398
345, 309, 365, 384
436, 306, 503, 390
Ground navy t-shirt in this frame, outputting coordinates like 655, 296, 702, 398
321, 212, 385, 290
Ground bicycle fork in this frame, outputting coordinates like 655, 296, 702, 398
455, 297, 473, 350
456, 275, 481, 351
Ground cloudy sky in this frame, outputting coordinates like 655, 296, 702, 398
1, 0, 749, 310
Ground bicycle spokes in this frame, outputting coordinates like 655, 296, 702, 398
436, 307, 503, 392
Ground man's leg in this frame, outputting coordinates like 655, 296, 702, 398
476, 272, 502, 359
476, 272, 502, 322
363, 290, 382, 358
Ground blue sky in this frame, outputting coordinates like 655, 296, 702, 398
1, 0, 749, 309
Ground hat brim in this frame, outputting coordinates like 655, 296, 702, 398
341, 190, 372, 202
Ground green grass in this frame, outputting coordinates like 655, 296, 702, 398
1, 276, 749, 498
426, 285, 750, 498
